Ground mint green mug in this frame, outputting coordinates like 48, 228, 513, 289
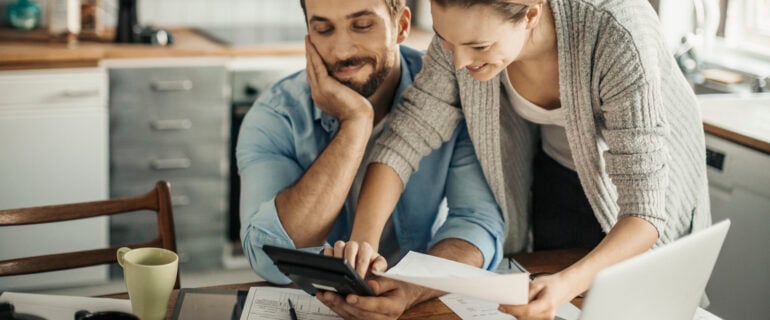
117, 247, 178, 320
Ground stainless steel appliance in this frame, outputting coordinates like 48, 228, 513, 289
224, 57, 305, 268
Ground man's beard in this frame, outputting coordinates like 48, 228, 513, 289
329, 56, 391, 98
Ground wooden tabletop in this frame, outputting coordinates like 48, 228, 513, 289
106, 248, 589, 320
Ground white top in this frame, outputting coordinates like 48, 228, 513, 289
501, 68, 576, 171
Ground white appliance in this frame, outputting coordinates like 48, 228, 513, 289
700, 94, 770, 319
0, 67, 110, 290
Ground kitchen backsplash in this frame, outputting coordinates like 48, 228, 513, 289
1, 0, 305, 28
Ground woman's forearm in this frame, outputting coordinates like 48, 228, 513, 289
349, 163, 405, 250
560, 216, 659, 297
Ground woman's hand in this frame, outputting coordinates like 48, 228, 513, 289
324, 240, 387, 279
498, 273, 578, 320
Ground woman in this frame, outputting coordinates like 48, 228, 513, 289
343, 0, 711, 318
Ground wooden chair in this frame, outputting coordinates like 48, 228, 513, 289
0, 181, 180, 289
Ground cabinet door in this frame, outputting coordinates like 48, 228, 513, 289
0, 68, 109, 290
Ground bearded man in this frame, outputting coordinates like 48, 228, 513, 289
236, 1, 504, 318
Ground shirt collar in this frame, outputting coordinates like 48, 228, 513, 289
315, 45, 418, 132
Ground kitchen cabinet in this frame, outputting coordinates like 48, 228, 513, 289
0, 67, 109, 290
106, 58, 229, 274
704, 133, 770, 319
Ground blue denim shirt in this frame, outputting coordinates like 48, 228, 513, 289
236, 45, 504, 284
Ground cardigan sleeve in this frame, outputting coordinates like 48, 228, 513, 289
595, 8, 672, 236
369, 36, 465, 185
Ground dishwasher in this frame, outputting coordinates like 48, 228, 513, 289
704, 133, 770, 319
0, 67, 110, 290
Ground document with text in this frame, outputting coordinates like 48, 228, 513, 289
239, 287, 341, 320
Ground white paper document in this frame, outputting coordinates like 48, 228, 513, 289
239, 287, 341, 320
440, 293, 581, 320
373, 251, 529, 305
0, 292, 132, 320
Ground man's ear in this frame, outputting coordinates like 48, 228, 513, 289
396, 6, 412, 43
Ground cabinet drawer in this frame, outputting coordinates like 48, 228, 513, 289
111, 142, 227, 183
110, 103, 227, 145
109, 66, 227, 115
0, 68, 106, 109
110, 178, 227, 240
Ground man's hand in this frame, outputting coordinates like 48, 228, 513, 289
317, 277, 416, 320
498, 273, 576, 320
305, 36, 373, 124
324, 240, 386, 279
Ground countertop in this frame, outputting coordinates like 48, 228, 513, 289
699, 94, 770, 155
0, 27, 434, 70
2, 26, 767, 154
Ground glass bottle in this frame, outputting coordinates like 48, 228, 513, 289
49, 0, 81, 47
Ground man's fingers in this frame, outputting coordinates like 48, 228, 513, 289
317, 292, 355, 319
333, 240, 346, 259
304, 36, 328, 82
319, 291, 392, 320
304, 36, 319, 86
370, 277, 401, 294
323, 246, 332, 257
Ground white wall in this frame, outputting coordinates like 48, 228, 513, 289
1, 0, 305, 28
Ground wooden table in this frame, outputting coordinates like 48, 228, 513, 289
107, 248, 589, 319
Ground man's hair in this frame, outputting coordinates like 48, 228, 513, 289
299, 0, 406, 22
432, 0, 541, 23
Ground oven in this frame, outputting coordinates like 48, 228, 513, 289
225, 57, 305, 267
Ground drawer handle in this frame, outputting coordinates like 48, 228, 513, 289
151, 157, 191, 170
151, 80, 193, 92
151, 119, 192, 131
171, 195, 191, 207
62, 89, 100, 97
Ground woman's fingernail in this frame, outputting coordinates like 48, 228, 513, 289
348, 296, 358, 304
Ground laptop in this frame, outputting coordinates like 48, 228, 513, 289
578, 219, 730, 320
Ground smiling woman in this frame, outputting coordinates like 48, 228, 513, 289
347, 0, 713, 319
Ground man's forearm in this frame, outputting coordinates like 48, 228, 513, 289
404, 238, 485, 308
276, 118, 372, 248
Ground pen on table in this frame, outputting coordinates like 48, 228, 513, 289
288, 298, 298, 320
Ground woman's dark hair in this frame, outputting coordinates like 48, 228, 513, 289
299, 0, 406, 21
432, 0, 539, 23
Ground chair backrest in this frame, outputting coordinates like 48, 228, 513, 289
0, 181, 180, 289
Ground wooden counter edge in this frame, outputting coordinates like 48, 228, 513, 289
704, 122, 770, 155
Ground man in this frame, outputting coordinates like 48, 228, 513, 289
236, 0, 504, 318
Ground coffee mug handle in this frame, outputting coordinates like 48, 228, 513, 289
117, 247, 131, 268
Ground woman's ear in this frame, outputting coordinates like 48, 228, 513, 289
525, 3, 544, 30
396, 6, 412, 43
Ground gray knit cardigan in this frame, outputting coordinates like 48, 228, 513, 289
371, 0, 712, 254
